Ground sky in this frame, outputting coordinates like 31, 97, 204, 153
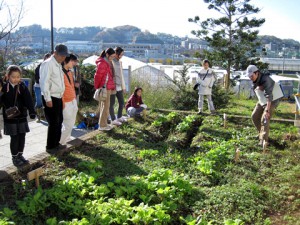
2, 0, 300, 42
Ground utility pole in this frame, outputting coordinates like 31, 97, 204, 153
172, 37, 175, 65
281, 44, 285, 75
50, 0, 54, 53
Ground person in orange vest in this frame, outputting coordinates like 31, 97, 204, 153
60, 54, 79, 145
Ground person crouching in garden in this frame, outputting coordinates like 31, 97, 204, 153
1, 65, 36, 167
125, 87, 147, 118
196, 59, 217, 115
94, 48, 116, 131
60, 54, 79, 145
247, 65, 283, 146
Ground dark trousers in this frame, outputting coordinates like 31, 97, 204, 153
10, 133, 26, 156
42, 96, 63, 149
109, 90, 125, 121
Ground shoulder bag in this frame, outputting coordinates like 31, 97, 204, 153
193, 69, 209, 91
94, 74, 109, 101
5, 84, 21, 119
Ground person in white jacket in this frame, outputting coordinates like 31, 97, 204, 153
40, 44, 69, 153
196, 59, 217, 114
109, 47, 127, 125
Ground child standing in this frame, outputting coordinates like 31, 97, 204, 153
60, 54, 79, 145
1, 65, 36, 167
0, 75, 6, 139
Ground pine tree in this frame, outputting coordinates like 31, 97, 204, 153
189, 0, 265, 89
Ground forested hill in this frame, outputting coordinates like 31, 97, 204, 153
259, 35, 300, 49
14, 24, 300, 48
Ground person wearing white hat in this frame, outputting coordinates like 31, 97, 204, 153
247, 65, 283, 146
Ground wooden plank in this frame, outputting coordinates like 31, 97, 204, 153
27, 167, 43, 188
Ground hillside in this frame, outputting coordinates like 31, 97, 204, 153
13, 24, 300, 48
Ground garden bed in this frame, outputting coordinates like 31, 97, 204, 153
0, 100, 299, 225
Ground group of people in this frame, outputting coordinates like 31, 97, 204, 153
93, 47, 147, 131
0, 44, 147, 167
0, 43, 282, 167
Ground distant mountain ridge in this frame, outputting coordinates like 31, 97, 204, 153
13, 24, 300, 48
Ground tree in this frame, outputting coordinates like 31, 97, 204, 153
0, 0, 24, 40
189, 0, 265, 89
0, 0, 24, 70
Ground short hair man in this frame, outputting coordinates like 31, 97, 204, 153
247, 65, 282, 146
40, 44, 69, 153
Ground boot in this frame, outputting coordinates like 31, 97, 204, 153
18, 154, 29, 164
12, 156, 25, 167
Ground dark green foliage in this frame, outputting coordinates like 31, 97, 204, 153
189, 0, 265, 89
171, 89, 198, 111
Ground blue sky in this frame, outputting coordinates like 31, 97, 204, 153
3, 0, 300, 41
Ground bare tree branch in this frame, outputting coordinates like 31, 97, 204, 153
0, 0, 24, 40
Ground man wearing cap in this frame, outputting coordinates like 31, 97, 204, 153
247, 65, 281, 146
40, 44, 69, 153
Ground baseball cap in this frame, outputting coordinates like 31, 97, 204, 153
55, 44, 70, 57
246, 65, 258, 77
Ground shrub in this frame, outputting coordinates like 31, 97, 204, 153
130, 78, 174, 109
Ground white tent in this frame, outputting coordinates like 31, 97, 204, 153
82, 55, 147, 71
23, 59, 43, 70
121, 56, 146, 71
82, 55, 98, 66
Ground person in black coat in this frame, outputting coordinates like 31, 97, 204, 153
1, 65, 36, 167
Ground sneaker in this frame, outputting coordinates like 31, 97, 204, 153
98, 126, 113, 131
12, 157, 25, 167
18, 155, 29, 164
197, 111, 203, 115
112, 120, 122, 126
117, 117, 127, 123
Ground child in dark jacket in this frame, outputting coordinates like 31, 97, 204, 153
0, 75, 6, 139
125, 87, 147, 118
1, 65, 36, 167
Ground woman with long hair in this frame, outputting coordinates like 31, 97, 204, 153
94, 48, 116, 130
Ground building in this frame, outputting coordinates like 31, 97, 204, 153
102, 43, 162, 57
260, 57, 300, 74
64, 41, 102, 53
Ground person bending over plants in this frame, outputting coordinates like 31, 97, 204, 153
125, 87, 147, 118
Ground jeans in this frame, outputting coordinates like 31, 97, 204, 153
127, 107, 145, 117
109, 90, 125, 121
42, 96, 63, 149
34, 86, 43, 108
198, 94, 215, 112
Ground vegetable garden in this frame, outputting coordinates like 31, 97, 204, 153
0, 99, 299, 225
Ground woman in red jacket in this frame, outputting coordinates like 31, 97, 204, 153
94, 48, 116, 130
